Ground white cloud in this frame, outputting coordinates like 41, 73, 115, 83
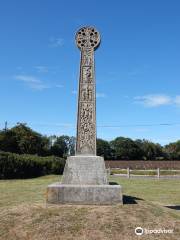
174, 95, 180, 105
134, 94, 172, 107
34, 65, 62, 74
15, 75, 50, 90
49, 37, 64, 47
15, 74, 64, 91
34, 66, 49, 73
96, 92, 106, 98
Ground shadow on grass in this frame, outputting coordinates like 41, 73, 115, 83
165, 205, 180, 211
109, 182, 143, 204
123, 195, 144, 204
109, 182, 119, 185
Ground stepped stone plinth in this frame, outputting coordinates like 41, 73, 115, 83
47, 156, 122, 204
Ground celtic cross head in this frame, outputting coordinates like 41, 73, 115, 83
76, 26, 100, 50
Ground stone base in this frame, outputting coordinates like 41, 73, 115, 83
46, 155, 123, 205
62, 156, 108, 185
47, 183, 123, 205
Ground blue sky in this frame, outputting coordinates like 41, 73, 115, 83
1, 0, 180, 145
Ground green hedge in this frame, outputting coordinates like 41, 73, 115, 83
0, 151, 65, 179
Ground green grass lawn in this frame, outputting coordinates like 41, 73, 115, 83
0, 175, 179, 240
0, 175, 62, 208
110, 177, 180, 205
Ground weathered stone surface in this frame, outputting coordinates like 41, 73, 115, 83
47, 156, 123, 205
62, 156, 108, 185
75, 27, 100, 156
47, 183, 122, 205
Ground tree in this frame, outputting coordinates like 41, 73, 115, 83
110, 137, 143, 160
135, 139, 164, 160
164, 140, 180, 159
0, 129, 19, 153
97, 138, 114, 160
12, 123, 50, 155
50, 135, 69, 157
0, 123, 50, 155
1, 123, 179, 160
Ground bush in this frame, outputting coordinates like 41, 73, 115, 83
0, 151, 65, 179
51, 156, 65, 175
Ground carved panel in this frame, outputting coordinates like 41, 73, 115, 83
80, 85, 93, 102
82, 66, 92, 83
83, 48, 93, 66
78, 102, 95, 153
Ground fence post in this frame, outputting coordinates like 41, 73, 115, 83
157, 168, 160, 179
107, 167, 110, 177
127, 167, 130, 179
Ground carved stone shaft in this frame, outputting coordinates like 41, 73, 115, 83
75, 27, 100, 155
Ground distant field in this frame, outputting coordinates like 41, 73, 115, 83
0, 175, 179, 240
105, 160, 180, 169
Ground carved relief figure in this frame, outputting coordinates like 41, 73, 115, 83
83, 54, 91, 66
83, 49, 92, 66
82, 66, 92, 83
81, 86, 93, 101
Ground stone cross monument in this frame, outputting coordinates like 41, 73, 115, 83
75, 27, 100, 156
47, 26, 122, 204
